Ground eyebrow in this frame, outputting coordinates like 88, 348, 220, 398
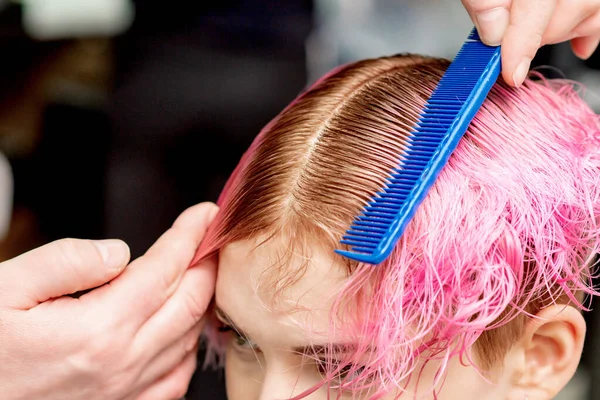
214, 304, 247, 337
214, 304, 358, 355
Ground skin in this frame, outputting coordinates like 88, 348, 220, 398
216, 237, 587, 400
0, 202, 219, 400
462, 0, 600, 87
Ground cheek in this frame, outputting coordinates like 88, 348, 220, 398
432, 360, 508, 400
370, 357, 506, 400
224, 344, 264, 400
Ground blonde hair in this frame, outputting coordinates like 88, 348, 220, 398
196, 54, 600, 398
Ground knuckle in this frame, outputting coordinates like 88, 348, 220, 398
506, 23, 542, 58
524, 32, 543, 58
55, 238, 100, 269
61, 322, 136, 398
86, 331, 115, 361
183, 330, 201, 354
583, 0, 600, 17
182, 290, 208, 325
531, 32, 543, 48
67, 333, 136, 397
66, 334, 113, 374
167, 382, 189, 399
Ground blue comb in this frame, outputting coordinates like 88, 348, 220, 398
335, 27, 501, 265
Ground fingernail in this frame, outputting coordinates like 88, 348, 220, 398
93, 239, 130, 270
512, 58, 531, 88
476, 7, 509, 46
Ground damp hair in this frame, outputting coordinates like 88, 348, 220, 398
193, 54, 600, 399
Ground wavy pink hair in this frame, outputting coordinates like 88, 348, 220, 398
193, 55, 600, 399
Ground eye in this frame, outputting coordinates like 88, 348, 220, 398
316, 359, 366, 383
218, 325, 261, 353
339, 364, 365, 381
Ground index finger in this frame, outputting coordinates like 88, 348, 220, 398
501, 0, 557, 86
93, 202, 219, 329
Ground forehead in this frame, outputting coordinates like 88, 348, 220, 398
215, 237, 349, 345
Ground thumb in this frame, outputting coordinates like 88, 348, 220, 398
0, 238, 130, 310
462, 0, 512, 46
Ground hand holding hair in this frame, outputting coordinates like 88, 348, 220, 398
461, 0, 600, 87
0, 202, 219, 400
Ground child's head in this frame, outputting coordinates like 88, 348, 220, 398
195, 54, 600, 399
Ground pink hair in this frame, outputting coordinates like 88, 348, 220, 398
194, 55, 600, 399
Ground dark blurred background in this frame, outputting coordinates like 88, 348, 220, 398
0, 1, 597, 399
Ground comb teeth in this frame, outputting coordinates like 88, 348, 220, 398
336, 27, 501, 265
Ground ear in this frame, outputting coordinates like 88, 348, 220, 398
509, 304, 586, 399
